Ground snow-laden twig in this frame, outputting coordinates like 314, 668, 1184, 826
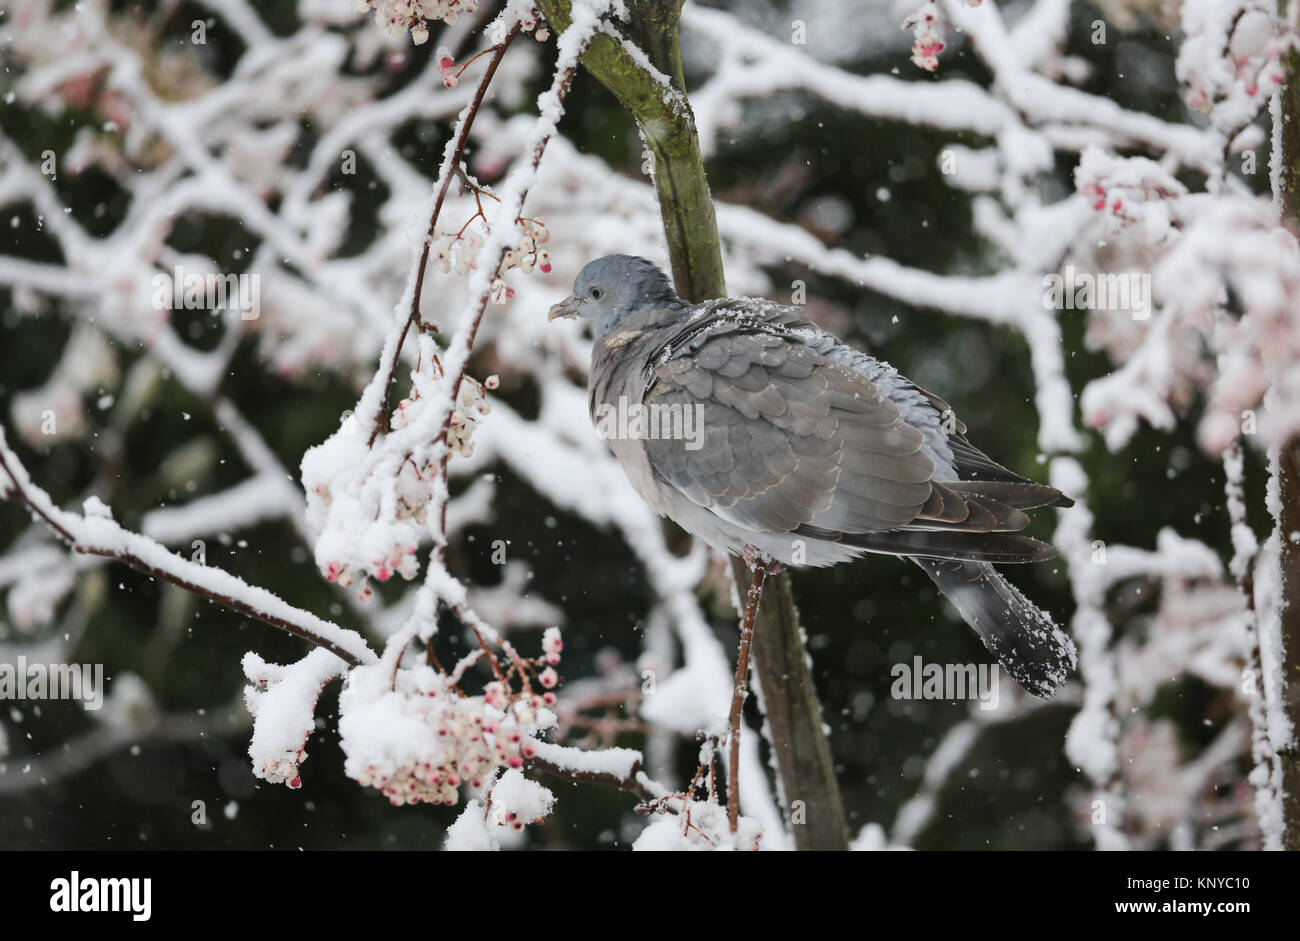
0, 426, 377, 666
367, 22, 523, 445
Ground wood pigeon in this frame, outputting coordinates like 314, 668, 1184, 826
550, 254, 1076, 697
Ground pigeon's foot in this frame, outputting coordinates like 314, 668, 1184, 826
741, 544, 784, 574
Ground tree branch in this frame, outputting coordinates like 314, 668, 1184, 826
1275, 10, 1300, 849
527, 756, 659, 804
537, 0, 725, 301
369, 24, 522, 446
0, 426, 376, 667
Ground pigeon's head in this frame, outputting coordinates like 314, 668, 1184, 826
548, 254, 682, 337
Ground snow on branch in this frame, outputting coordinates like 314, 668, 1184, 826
0, 426, 378, 667
245, 648, 349, 788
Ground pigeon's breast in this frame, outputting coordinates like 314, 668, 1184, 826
588, 330, 678, 516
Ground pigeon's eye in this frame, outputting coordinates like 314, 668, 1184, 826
590, 287, 603, 300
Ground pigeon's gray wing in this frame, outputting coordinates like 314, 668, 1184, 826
629, 301, 1076, 697
637, 305, 1062, 557
640, 325, 931, 535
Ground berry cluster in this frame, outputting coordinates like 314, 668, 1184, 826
1075, 149, 1186, 241
436, 46, 459, 87
304, 369, 498, 600
486, 770, 553, 831
1182, 7, 1296, 114
902, 2, 946, 72
538, 627, 563, 689
254, 746, 308, 790
311, 469, 423, 601
432, 211, 550, 305
902, 0, 981, 71
1081, 182, 1119, 215
517, 7, 550, 42
309, 504, 419, 602
445, 375, 497, 458
243, 662, 321, 790
1237, 36, 1289, 98
340, 634, 565, 809
354, 693, 538, 807
434, 9, 550, 84
356, 0, 480, 45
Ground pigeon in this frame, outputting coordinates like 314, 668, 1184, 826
549, 254, 1077, 698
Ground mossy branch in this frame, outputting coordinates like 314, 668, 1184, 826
1274, 10, 1300, 851
538, 0, 725, 304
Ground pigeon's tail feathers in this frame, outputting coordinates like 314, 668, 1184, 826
904, 480, 1073, 536
807, 527, 1058, 564
913, 557, 1076, 698
942, 480, 1072, 512
947, 439, 1076, 509
913, 484, 1028, 532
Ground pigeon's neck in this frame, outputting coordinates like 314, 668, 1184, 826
592, 299, 685, 343
588, 311, 682, 411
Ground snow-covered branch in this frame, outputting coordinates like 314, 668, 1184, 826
0, 426, 378, 666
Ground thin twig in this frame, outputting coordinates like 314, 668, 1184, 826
369, 24, 522, 446
432, 42, 587, 549
526, 755, 659, 803
0, 429, 375, 667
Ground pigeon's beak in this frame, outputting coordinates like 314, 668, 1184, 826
548, 294, 581, 321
